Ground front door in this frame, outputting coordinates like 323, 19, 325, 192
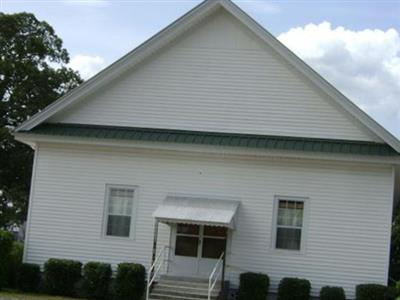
169, 223, 227, 278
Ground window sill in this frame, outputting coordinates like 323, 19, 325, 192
269, 247, 306, 256
101, 235, 135, 241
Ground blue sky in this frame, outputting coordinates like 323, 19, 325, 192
2, 0, 400, 138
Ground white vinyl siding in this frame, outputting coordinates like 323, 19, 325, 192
25, 143, 393, 299
104, 186, 136, 238
50, 10, 380, 143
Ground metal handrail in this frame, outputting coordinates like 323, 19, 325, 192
146, 245, 168, 300
208, 252, 224, 300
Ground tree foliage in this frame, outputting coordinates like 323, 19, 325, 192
0, 12, 82, 228
391, 206, 400, 281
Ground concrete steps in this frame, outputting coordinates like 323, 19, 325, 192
149, 276, 221, 300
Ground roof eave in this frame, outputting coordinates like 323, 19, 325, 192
14, 123, 400, 158
14, 131, 400, 165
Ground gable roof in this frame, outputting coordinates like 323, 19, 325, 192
15, 0, 400, 153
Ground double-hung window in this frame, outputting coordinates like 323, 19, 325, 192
275, 198, 305, 251
105, 186, 136, 238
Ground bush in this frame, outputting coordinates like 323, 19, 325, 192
108, 278, 117, 299
278, 277, 311, 300
384, 286, 397, 300
395, 281, 400, 296
238, 272, 270, 300
320, 286, 346, 300
6, 242, 23, 288
356, 284, 388, 300
17, 263, 41, 292
43, 258, 82, 296
81, 262, 112, 299
114, 263, 145, 300
0, 230, 13, 290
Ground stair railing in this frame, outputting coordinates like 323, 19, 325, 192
146, 245, 169, 300
208, 252, 224, 300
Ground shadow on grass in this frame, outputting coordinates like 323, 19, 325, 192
0, 290, 86, 300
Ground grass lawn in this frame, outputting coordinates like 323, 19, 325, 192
0, 290, 84, 300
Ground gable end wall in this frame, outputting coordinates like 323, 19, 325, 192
50, 10, 381, 143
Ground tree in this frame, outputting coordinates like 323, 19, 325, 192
391, 207, 400, 282
0, 12, 82, 228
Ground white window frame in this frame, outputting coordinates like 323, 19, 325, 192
271, 195, 309, 254
102, 184, 139, 239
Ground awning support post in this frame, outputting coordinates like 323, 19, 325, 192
150, 220, 159, 285
221, 241, 227, 295
222, 254, 226, 286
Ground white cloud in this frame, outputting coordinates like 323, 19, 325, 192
69, 54, 106, 79
278, 22, 400, 138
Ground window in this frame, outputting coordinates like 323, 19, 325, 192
201, 226, 227, 259
275, 199, 305, 251
174, 224, 227, 259
105, 186, 136, 238
175, 224, 200, 257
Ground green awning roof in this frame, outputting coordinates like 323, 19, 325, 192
23, 123, 399, 156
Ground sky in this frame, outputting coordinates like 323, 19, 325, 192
2, 0, 400, 138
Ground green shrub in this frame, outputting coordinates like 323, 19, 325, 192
384, 286, 397, 300
238, 272, 270, 300
356, 284, 388, 300
278, 277, 311, 300
17, 263, 41, 292
108, 278, 117, 299
81, 262, 112, 299
114, 263, 145, 300
320, 286, 346, 300
396, 281, 400, 296
6, 241, 23, 288
43, 258, 82, 296
0, 230, 13, 290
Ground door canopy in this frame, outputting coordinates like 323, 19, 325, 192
153, 196, 240, 229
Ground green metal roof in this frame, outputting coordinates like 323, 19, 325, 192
23, 123, 399, 156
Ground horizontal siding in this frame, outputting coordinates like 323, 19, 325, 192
51, 10, 380, 142
26, 143, 393, 299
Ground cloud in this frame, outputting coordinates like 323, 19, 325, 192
68, 54, 106, 79
237, 1, 281, 14
278, 22, 400, 138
